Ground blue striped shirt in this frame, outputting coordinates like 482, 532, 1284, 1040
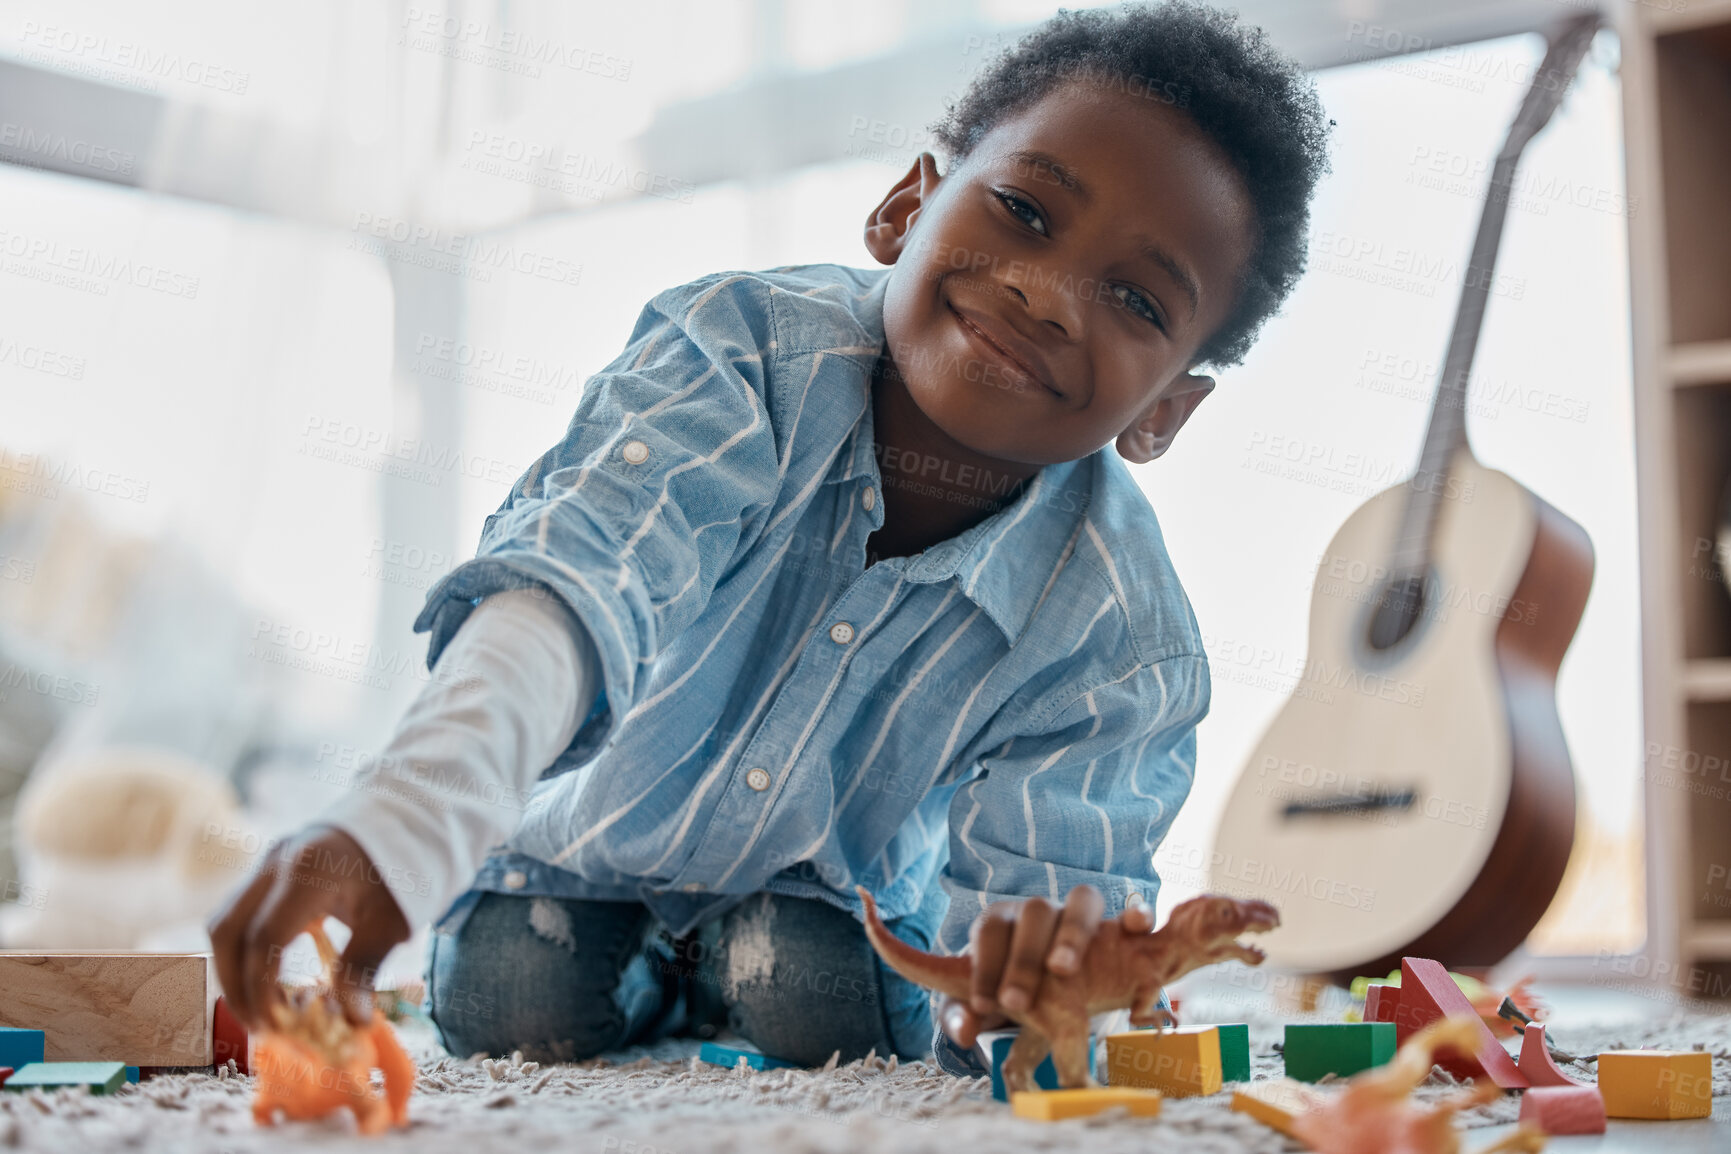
416, 263, 1210, 974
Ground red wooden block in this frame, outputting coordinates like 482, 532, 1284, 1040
1519, 1085, 1606, 1134
212, 996, 250, 1076
1363, 984, 1400, 1023
1394, 958, 1527, 1089
1517, 1022, 1587, 1087
0, 1067, 11, 1087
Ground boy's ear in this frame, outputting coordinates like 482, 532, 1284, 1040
1117, 371, 1215, 464
864, 153, 942, 265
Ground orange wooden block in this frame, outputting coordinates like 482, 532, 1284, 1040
1106, 1026, 1222, 1096
1229, 1078, 1332, 1139
1010, 1086, 1164, 1120
1597, 1050, 1712, 1119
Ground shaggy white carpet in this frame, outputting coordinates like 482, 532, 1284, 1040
1, 993, 1726, 1153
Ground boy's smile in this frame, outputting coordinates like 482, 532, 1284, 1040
862, 78, 1258, 558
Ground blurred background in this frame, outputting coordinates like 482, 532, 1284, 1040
0, 1, 1644, 979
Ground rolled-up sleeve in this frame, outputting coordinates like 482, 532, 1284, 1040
937, 654, 1210, 957
414, 273, 782, 767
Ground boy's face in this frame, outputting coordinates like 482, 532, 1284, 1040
864, 80, 1256, 466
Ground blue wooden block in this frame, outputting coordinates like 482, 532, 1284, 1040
2, 1062, 127, 1095
978, 1030, 1096, 1102
0, 1030, 44, 1070
125, 1066, 139, 1084
699, 1041, 800, 1071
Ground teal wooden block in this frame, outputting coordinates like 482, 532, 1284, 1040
699, 1041, 799, 1071
978, 1030, 1095, 1102
1216, 1023, 1251, 1083
0, 1029, 44, 1070
2, 1062, 128, 1095
1284, 1022, 1396, 1082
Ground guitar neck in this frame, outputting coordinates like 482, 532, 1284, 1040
1387, 14, 1599, 577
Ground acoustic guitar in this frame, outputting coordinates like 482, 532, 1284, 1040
1209, 14, 1600, 982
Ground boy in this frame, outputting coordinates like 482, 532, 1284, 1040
210, 2, 1329, 1077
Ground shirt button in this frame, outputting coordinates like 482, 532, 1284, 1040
621, 440, 650, 464
746, 767, 771, 791
503, 870, 528, 890
861, 487, 876, 511
683, 881, 706, 892
829, 622, 854, 645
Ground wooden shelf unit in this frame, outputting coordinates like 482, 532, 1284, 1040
1622, 1, 1731, 975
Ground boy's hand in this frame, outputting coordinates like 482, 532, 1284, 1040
206, 824, 411, 1032
937, 885, 1156, 1051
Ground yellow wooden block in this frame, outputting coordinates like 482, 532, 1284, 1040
1010, 1086, 1164, 1121
1230, 1078, 1332, 1138
1106, 1026, 1222, 1096
1597, 1050, 1713, 1119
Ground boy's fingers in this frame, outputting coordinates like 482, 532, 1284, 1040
969, 910, 1014, 1015
239, 854, 330, 1031
1121, 894, 1155, 935
207, 862, 275, 1029
1045, 885, 1103, 975
939, 996, 979, 1049
996, 897, 1058, 1013
334, 931, 395, 1027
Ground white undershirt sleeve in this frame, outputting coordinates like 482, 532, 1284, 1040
317, 586, 599, 930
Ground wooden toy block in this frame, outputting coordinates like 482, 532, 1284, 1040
1216, 1023, 1251, 1083
1516, 1022, 1587, 1087
698, 1041, 799, 1071
1, 1061, 128, 1095
0, 952, 214, 1066
1392, 957, 1526, 1089
979, 1030, 1095, 1101
0, 1068, 11, 1088
1229, 1077, 1331, 1138
125, 1067, 138, 1084
1009, 1085, 1163, 1120
1106, 1026, 1221, 1096
1362, 983, 1399, 1023
1282, 1023, 1396, 1082
0, 1028, 44, 1069
1596, 1050, 1713, 1119
212, 995, 250, 1076
1519, 1084, 1606, 1134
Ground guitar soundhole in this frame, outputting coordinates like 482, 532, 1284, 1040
1282, 788, 1418, 820
1366, 572, 1430, 652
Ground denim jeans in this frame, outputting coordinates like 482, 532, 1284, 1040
426, 888, 938, 1067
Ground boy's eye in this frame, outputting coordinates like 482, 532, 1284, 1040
1112, 284, 1166, 332
992, 189, 1048, 236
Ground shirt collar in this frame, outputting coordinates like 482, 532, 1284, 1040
943, 455, 1095, 646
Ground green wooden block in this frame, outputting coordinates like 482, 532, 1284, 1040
1283, 1023, 1396, 1082
1, 1062, 128, 1095
1216, 1023, 1251, 1083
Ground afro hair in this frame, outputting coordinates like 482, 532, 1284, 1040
929, 2, 1333, 368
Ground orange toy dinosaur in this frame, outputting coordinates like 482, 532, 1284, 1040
1290, 1015, 1544, 1154
250, 924, 415, 1135
856, 886, 1278, 1092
